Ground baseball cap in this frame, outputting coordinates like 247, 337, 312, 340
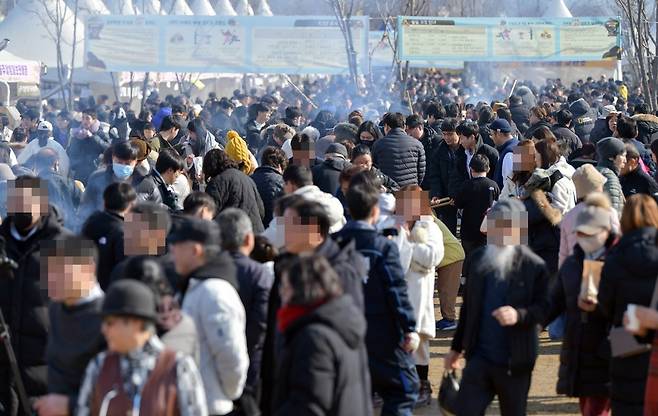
37, 121, 53, 132
490, 118, 512, 133
600, 104, 620, 119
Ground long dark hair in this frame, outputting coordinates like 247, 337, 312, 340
202, 149, 238, 179
187, 118, 208, 155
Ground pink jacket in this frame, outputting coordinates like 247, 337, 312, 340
558, 202, 621, 268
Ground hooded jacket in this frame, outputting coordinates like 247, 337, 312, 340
509, 103, 530, 134
632, 113, 658, 145
596, 160, 625, 217
0, 212, 70, 407
569, 99, 597, 143
180, 253, 248, 416
272, 295, 372, 416
598, 227, 658, 414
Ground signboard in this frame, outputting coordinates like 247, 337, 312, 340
369, 31, 463, 70
85, 15, 369, 74
397, 17, 621, 62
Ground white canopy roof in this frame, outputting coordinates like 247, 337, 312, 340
189, 0, 215, 15
105, 0, 137, 14
233, 0, 253, 15
0, 0, 84, 67
542, 0, 572, 17
160, 0, 193, 14
253, 0, 272, 16
137, 0, 164, 14
213, 0, 236, 15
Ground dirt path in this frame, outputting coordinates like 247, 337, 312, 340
412, 298, 580, 415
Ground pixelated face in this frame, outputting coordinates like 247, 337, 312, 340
352, 154, 372, 171
395, 189, 429, 222
102, 316, 142, 354
513, 146, 536, 173
282, 208, 322, 254
45, 255, 95, 302
487, 211, 528, 246
7, 181, 48, 216
123, 212, 167, 256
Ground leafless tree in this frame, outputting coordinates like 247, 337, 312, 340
325, 0, 363, 91
617, 0, 656, 110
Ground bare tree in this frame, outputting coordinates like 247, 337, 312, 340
325, 0, 363, 91
617, 0, 656, 110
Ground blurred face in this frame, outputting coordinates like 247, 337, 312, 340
256, 110, 270, 124
487, 212, 528, 246
7, 183, 48, 230
143, 128, 155, 139
56, 116, 69, 131
282, 208, 324, 254
123, 212, 167, 256
81, 114, 93, 130
170, 241, 204, 277
443, 130, 459, 148
359, 131, 375, 142
608, 116, 618, 133
513, 145, 536, 173
21, 117, 36, 130
46, 256, 95, 304
102, 316, 145, 354
395, 189, 427, 222
352, 154, 372, 171
459, 134, 476, 150
406, 125, 423, 140
613, 152, 627, 172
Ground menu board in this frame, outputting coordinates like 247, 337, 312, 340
397, 16, 621, 62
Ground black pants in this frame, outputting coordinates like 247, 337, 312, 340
456, 355, 532, 416
461, 239, 486, 278
436, 205, 458, 236
370, 357, 419, 416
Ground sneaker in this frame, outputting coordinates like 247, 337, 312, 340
436, 318, 457, 331
415, 380, 432, 408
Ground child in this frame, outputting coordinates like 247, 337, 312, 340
454, 154, 500, 264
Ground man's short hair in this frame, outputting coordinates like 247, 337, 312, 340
469, 154, 490, 173
155, 148, 185, 174
42, 235, 98, 264
286, 199, 331, 237
130, 202, 172, 233
283, 165, 313, 188
82, 108, 97, 118
285, 106, 302, 119
248, 103, 270, 120
405, 114, 424, 129
346, 182, 380, 221
441, 118, 459, 133
103, 182, 137, 212
290, 133, 314, 152
625, 143, 640, 160
382, 112, 405, 130
456, 121, 479, 138
556, 109, 573, 127
616, 116, 639, 140
217, 208, 253, 252
260, 146, 288, 170
159, 115, 181, 132
112, 141, 139, 161
183, 191, 217, 217
425, 102, 445, 120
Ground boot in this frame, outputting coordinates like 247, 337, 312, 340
415, 380, 432, 407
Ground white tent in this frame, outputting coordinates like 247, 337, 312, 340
0, 50, 41, 84
0, 0, 84, 68
160, 0, 193, 14
213, 0, 236, 15
253, 0, 271, 16
189, 0, 215, 15
233, 0, 253, 15
73, 0, 110, 17
542, 0, 572, 17
105, 0, 137, 14
137, 0, 164, 14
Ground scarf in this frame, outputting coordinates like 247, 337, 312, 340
277, 300, 326, 333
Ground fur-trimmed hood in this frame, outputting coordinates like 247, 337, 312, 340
632, 113, 658, 124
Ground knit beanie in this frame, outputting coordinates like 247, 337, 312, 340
225, 130, 253, 174
572, 164, 607, 200
596, 137, 626, 161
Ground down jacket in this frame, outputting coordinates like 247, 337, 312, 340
205, 167, 265, 233
596, 160, 625, 217
632, 113, 658, 145
372, 128, 426, 187
251, 165, 285, 227
569, 99, 597, 143
598, 226, 658, 415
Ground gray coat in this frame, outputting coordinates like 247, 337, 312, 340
371, 128, 426, 187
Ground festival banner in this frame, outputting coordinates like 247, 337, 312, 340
369, 31, 463, 70
397, 17, 621, 62
85, 15, 369, 74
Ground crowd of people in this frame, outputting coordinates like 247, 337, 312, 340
2, 70, 658, 416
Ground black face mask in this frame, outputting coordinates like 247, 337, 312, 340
37, 132, 49, 147
359, 139, 374, 150
11, 213, 35, 232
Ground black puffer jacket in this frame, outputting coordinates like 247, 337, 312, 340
510, 103, 530, 134
371, 128, 426, 187
251, 165, 285, 227
67, 130, 111, 183
524, 189, 562, 274
569, 99, 597, 143
419, 127, 442, 192
551, 125, 583, 156
546, 242, 614, 398
312, 158, 351, 195
598, 226, 658, 415
431, 140, 458, 199
81, 210, 125, 290
273, 295, 372, 416
205, 167, 265, 233
632, 113, 658, 145
589, 119, 613, 145
0, 212, 70, 407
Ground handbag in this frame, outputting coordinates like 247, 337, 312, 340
438, 370, 460, 416
609, 280, 658, 358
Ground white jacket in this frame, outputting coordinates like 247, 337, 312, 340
260, 184, 346, 248
182, 278, 249, 415
395, 216, 444, 338
17, 138, 69, 176
546, 157, 577, 215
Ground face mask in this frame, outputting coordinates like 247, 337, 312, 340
360, 139, 374, 149
37, 132, 50, 147
577, 232, 608, 254
12, 212, 35, 231
112, 163, 134, 180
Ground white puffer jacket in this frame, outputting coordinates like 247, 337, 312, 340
182, 278, 249, 415
546, 157, 577, 214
